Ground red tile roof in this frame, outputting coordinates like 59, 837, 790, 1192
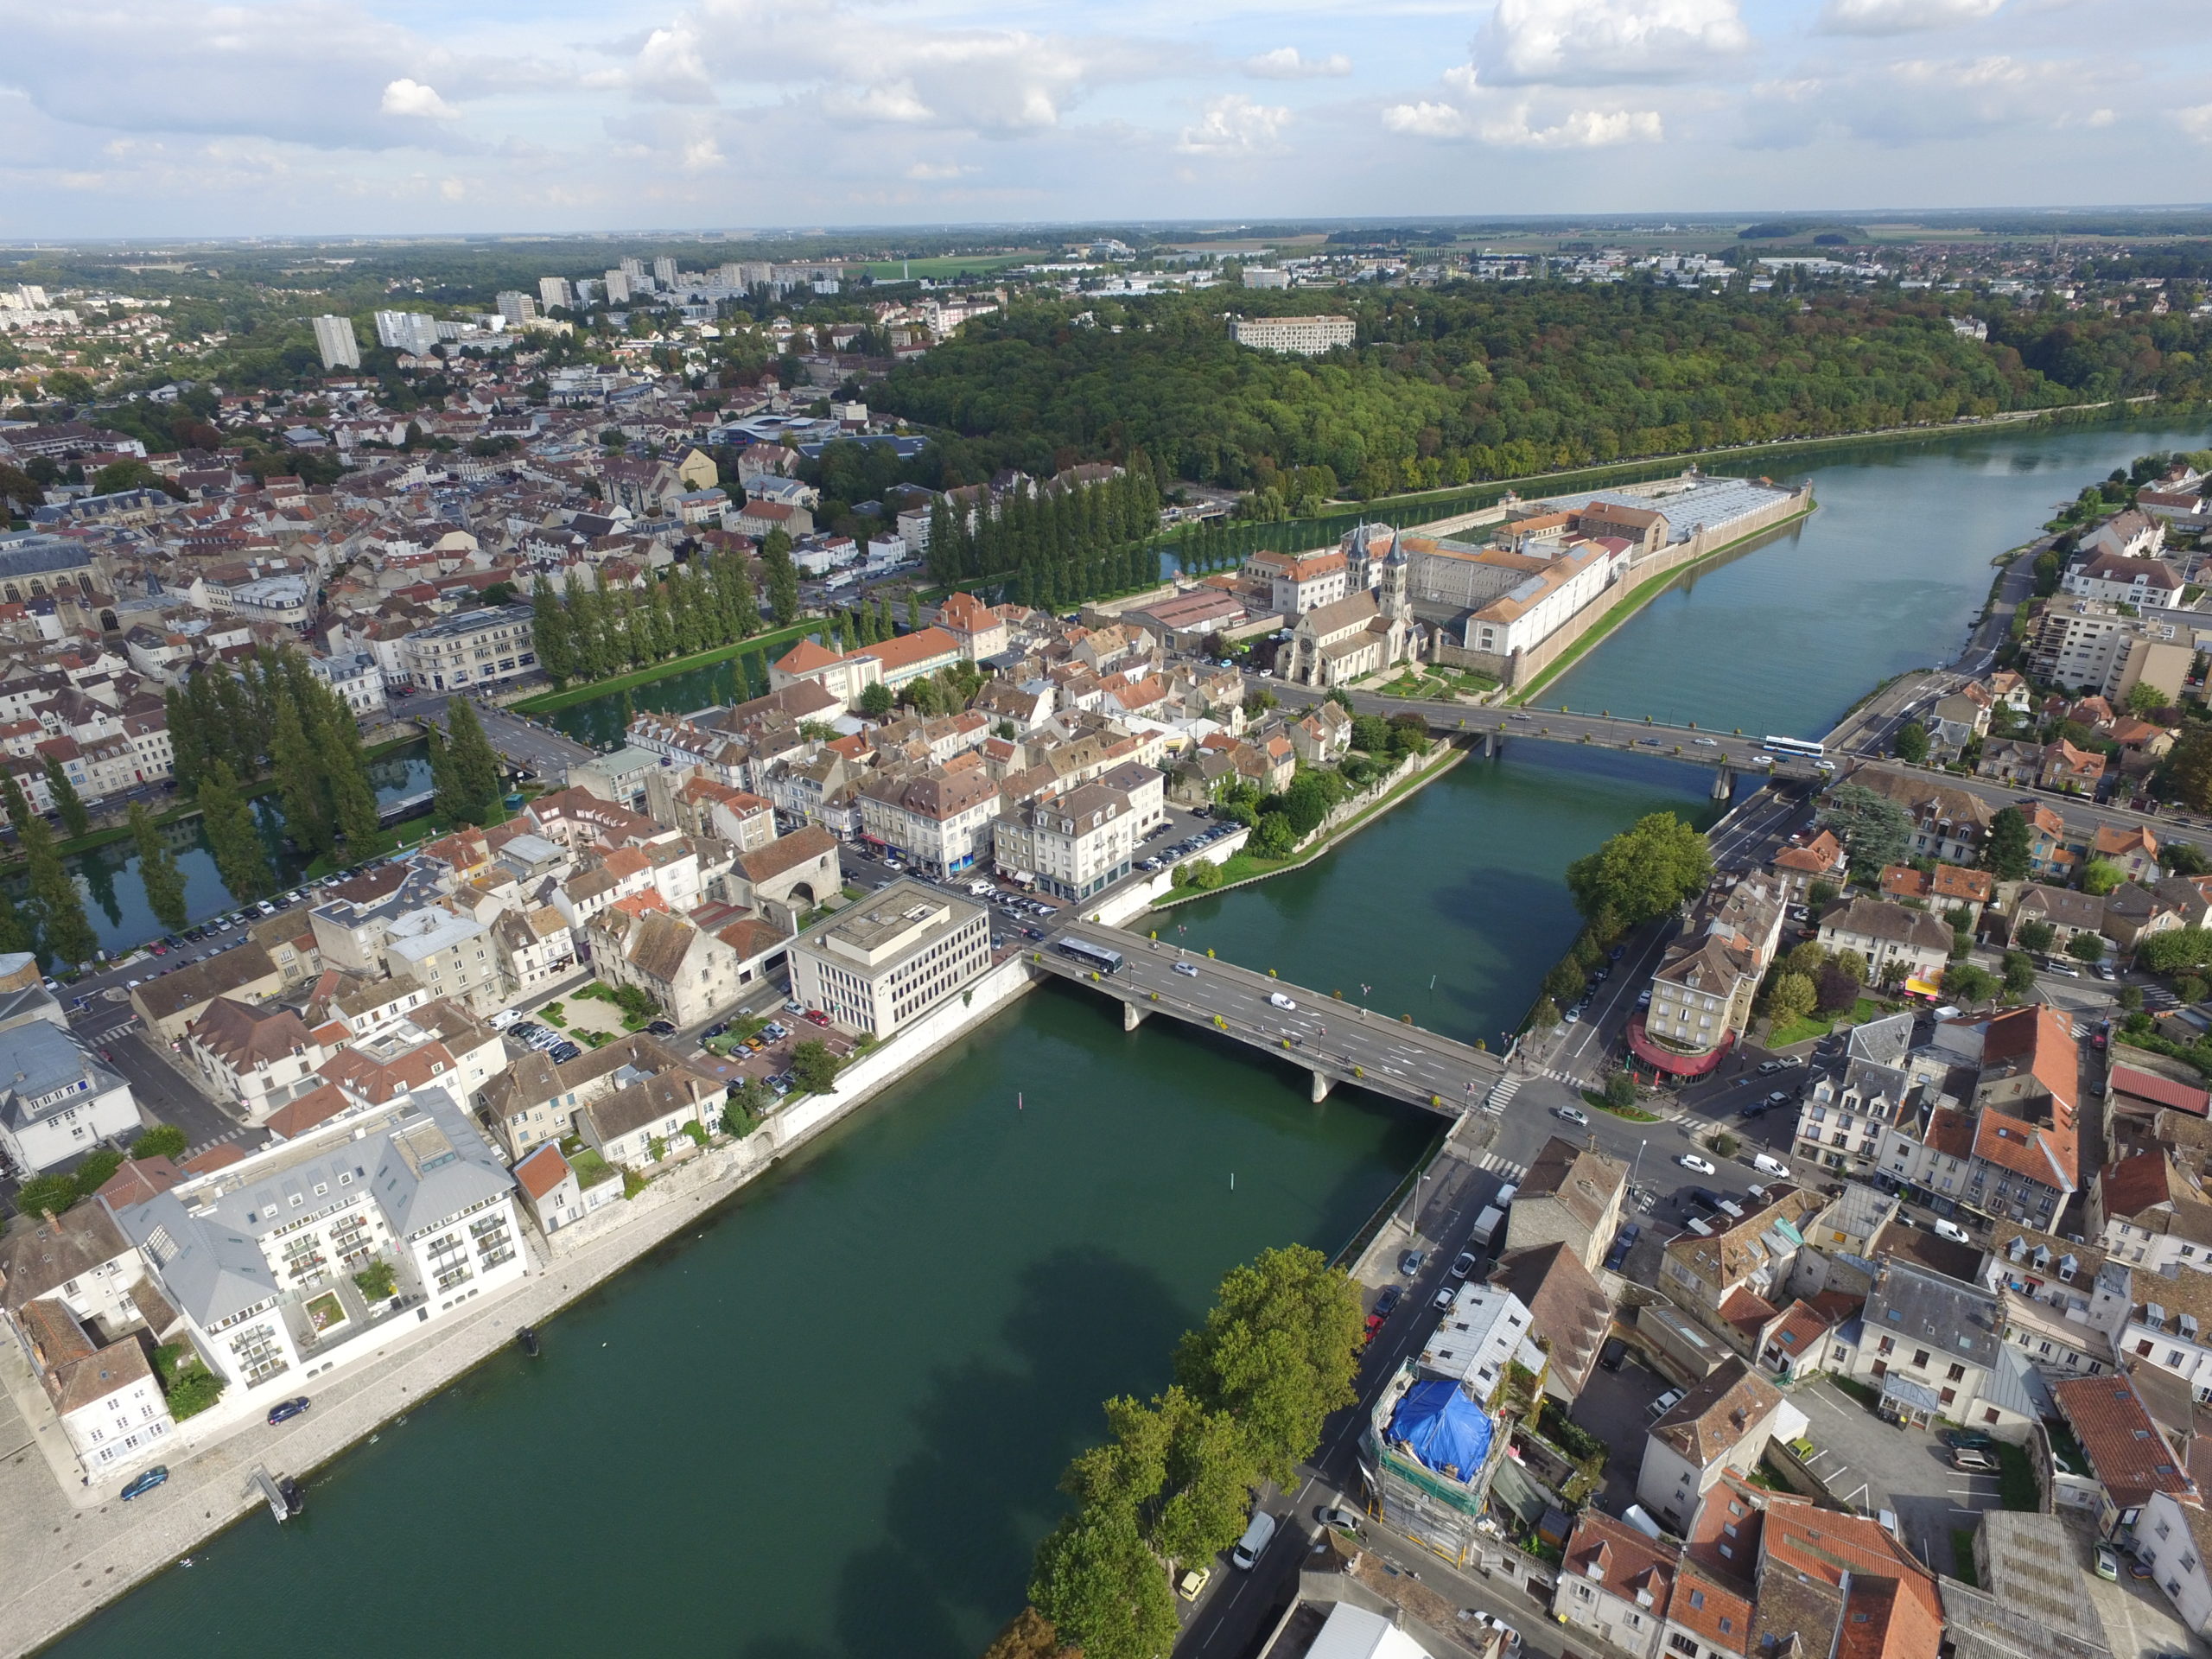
2052, 1373, 2200, 1510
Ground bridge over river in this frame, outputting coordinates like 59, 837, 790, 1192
1034, 919, 1509, 1113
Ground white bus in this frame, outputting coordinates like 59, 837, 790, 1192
1761, 734, 1826, 759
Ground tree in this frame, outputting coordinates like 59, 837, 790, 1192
1281, 770, 1344, 837
130, 804, 189, 932
859, 683, 894, 719
1251, 812, 1295, 858
2014, 918, 2057, 953
2080, 859, 2126, 897
1819, 784, 1915, 880
12, 1173, 78, 1219
1893, 721, 1930, 765
531, 575, 576, 687
1604, 1070, 1637, 1111
2067, 931, 2107, 964
443, 699, 505, 824
0, 885, 31, 957
197, 762, 275, 903
761, 529, 801, 626
1815, 963, 1861, 1014
0, 769, 31, 838
1565, 813, 1712, 931
269, 696, 331, 859
1942, 962, 2000, 1004
1982, 806, 2033, 882
2001, 950, 2038, 996
2126, 680, 2169, 716
1028, 1503, 1178, 1659
2162, 842, 2210, 877
1349, 714, 1393, 752
2141, 928, 2212, 973
1529, 996, 1561, 1029
130, 1123, 188, 1160
40, 757, 87, 839
790, 1039, 842, 1095
20, 817, 94, 968
1768, 971, 1817, 1024
982, 1609, 1078, 1659
1173, 1244, 1360, 1486
2170, 726, 2212, 814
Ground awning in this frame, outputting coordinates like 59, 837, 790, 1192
1879, 1372, 1942, 1414
1625, 1016, 1731, 1078
1904, 976, 1942, 999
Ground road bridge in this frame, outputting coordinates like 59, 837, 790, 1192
1033, 919, 1508, 1113
1263, 680, 1822, 798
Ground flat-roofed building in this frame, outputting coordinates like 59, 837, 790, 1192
398, 602, 536, 692
1230, 315, 1355, 355
785, 879, 990, 1039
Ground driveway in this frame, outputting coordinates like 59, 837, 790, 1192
1567, 1356, 1674, 1517
1791, 1380, 2003, 1576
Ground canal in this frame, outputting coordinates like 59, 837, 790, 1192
41, 416, 2212, 1657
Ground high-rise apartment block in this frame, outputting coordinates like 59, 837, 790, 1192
312, 314, 361, 371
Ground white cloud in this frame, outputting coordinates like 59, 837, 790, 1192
1383, 96, 1662, 146
1177, 93, 1291, 155
1244, 47, 1352, 79
2177, 105, 2212, 143
379, 78, 455, 119
1471, 0, 1750, 86
1741, 54, 2120, 148
1817, 0, 2007, 35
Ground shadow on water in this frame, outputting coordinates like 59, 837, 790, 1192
741, 1248, 1192, 1659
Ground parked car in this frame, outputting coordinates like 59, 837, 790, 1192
550, 1043, 582, 1064
489, 1008, 523, 1029
2094, 1543, 2120, 1581
266, 1396, 311, 1426
645, 1020, 676, 1035
1430, 1284, 1456, 1311
1751, 1153, 1790, 1178
1950, 1446, 1999, 1473
1177, 1566, 1212, 1601
1599, 1337, 1630, 1372
1398, 1250, 1426, 1276
1316, 1506, 1363, 1535
1942, 1428, 1995, 1451
1678, 1154, 1716, 1175
1374, 1285, 1404, 1318
119, 1466, 168, 1501
1230, 1510, 1279, 1571
1931, 1218, 1972, 1243
1648, 1389, 1685, 1420
1450, 1251, 1478, 1280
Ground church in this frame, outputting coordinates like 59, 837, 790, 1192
1280, 533, 1416, 690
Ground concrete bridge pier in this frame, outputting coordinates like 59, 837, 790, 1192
1711, 762, 1733, 801
1123, 1001, 1149, 1033
1481, 728, 1501, 760
1309, 1069, 1334, 1103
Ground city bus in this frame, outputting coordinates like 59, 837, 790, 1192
1056, 938, 1124, 976
1761, 734, 1826, 760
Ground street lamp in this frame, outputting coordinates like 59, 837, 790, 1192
1631, 1139, 1647, 1184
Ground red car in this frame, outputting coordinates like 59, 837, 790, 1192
804, 1009, 830, 1027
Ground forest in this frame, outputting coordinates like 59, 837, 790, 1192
878, 283, 2212, 497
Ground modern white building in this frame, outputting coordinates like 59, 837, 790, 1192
399, 602, 537, 693
311, 315, 361, 371
786, 880, 991, 1039
111, 1089, 524, 1394
373, 311, 441, 356
2135, 1489, 2212, 1635
0, 1018, 141, 1173
538, 276, 575, 314
990, 766, 1165, 902
309, 651, 389, 717
1230, 315, 1355, 355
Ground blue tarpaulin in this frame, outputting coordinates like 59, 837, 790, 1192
1387, 1380, 1495, 1483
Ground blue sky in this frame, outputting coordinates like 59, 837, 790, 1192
0, 0, 2200, 237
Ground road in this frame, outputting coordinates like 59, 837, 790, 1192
1042, 919, 1506, 1112
387, 691, 598, 781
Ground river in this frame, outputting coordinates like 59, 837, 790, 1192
39, 416, 2211, 1658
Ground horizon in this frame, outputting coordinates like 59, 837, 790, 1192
2, 0, 2204, 239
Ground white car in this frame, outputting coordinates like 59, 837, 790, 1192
1268, 991, 1296, 1011
1554, 1106, 1590, 1125
1694, 736, 1719, 747
1173, 962, 1198, 977
1678, 1153, 1716, 1175
488, 1008, 523, 1030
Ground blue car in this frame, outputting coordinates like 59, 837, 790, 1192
267, 1396, 311, 1426
120, 1465, 168, 1500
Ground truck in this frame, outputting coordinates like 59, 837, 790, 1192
1471, 1205, 1507, 1252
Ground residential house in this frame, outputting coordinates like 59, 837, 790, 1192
1504, 1135, 1626, 1274
1554, 1510, 1675, 1659
182, 997, 330, 1126
2133, 1489, 2212, 1634
2041, 739, 2107, 794
1491, 1243, 1614, 1402
0, 1020, 141, 1174
2010, 883, 2107, 951
2050, 1372, 2199, 1539
1767, 829, 1845, 903
1815, 896, 1953, 989
1636, 1358, 1804, 1534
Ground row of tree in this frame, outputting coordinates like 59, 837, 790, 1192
529, 550, 777, 690
925, 466, 1164, 609
995, 1245, 1363, 1659
424, 699, 509, 828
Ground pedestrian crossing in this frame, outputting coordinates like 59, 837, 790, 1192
94, 1022, 136, 1045
1477, 1154, 1527, 1184
1482, 1077, 1522, 1114
185, 1123, 255, 1159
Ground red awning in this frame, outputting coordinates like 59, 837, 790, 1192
1625, 1016, 1732, 1078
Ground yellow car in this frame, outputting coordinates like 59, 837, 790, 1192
1176, 1566, 1212, 1602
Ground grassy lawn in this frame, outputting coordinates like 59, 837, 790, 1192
1373, 666, 1498, 700
506, 619, 825, 715
569, 1147, 617, 1191
1767, 996, 1885, 1049
1995, 1440, 2039, 1510
303, 1291, 346, 1332
1951, 1529, 1979, 1586
1584, 1090, 1662, 1122
856, 253, 1037, 279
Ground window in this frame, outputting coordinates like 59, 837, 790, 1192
1948, 1363, 1965, 1382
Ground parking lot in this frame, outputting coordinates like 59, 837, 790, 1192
1566, 1350, 1675, 1516
1790, 1379, 2005, 1577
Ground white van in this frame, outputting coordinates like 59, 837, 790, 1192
1751, 1153, 1789, 1179
1932, 1218, 1972, 1244
1268, 991, 1296, 1011
1230, 1510, 1278, 1570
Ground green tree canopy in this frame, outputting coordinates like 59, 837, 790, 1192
1565, 813, 1713, 931
1818, 783, 1916, 880
1982, 806, 2032, 881
130, 803, 189, 933
1892, 721, 1930, 765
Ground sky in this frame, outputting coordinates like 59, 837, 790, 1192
0, 0, 2202, 238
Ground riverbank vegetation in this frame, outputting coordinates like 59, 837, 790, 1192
997, 1245, 1361, 1659
880, 285, 2209, 498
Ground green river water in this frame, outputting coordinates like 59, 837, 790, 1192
41, 416, 2212, 1657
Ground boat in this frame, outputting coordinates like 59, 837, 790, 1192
278, 1477, 306, 1517
517, 1325, 541, 1358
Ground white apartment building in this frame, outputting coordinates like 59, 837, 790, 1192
856, 765, 1003, 879
1246, 550, 1351, 616
787, 880, 991, 1039
310, 652, 389, 717
0, 1018, 141, 1173
1230, 315, 1356, 355
2028, 600, 2196, 703
991, 766, 1164, 902
538, 276, 575, 313
373, 311, 441, 355
311, 315, 360, 371
399, 602, 537, 693
112, 1090, 524, 1393
384, 906, 499, 1015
